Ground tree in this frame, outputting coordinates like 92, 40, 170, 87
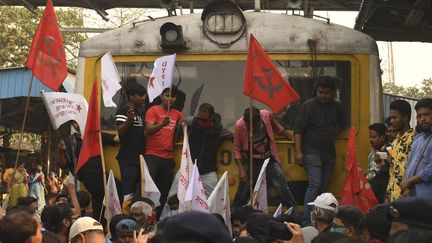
383, 78, 432, 100
0, 6, 86, 69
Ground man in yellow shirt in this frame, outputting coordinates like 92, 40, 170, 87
386, 100, 415, 201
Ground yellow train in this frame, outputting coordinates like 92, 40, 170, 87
76, 0, 383, 205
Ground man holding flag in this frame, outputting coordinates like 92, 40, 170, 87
145, 86, 185, 217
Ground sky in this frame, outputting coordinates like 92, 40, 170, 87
84, 9, 432, 88
316, 11, 432, 88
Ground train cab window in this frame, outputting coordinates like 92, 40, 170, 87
100, 60, 351, 131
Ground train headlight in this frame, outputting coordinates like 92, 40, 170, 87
205, 13, 243, 34
160, 22, 187, 51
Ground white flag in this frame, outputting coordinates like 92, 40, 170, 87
101, 52, 122, 107
184, 162, 209, 213
147, 54, 176, 102
285, 207, 293, 215
273, 203, 283, 218
140, 155, 161, 207
41, 92, 88, 131
252, 158, 270, 213
178, 124, 194, 213
208, 171, 232, 235
105, 170, 122, 221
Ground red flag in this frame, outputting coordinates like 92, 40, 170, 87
244, 34, 300, 113
76, 81, 101, 173
25, 0, 67, 91
340, 127, 378, 212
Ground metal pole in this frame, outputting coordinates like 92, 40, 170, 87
249, 95, 254, 207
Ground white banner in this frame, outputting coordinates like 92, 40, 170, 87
208, 171, 232, 235
184, 162, 209, 213
140, 155, 161, 207
178, 124, 194, 213
147, 54, 176, 102
252, 158, 270, 213
101, 52, 122, 107
105, 170, 122, 221
41, 92, 88, 131
273, 203, 283, 218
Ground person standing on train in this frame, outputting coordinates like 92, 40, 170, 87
232, 106, 297, 211
180, 103, 233, 197
115, 82, 147, 205
145, 86, 185, 217
293, 76, 346, 226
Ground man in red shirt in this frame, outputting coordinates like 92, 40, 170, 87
145, 86, 185, 216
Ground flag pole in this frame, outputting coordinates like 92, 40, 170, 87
248, 94, 254, 207
140, 155, 146, 197
14, 75, 34, 169
99, 131, 109, 229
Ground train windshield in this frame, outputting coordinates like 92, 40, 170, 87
101, 60, 351, 131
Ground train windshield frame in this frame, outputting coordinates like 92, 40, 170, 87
101, 56, 353, 131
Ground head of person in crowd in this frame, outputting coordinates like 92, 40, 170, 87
68, 217, 104, 243
125, 82, 146, 107
388, 197, 432, 236
366, 204, 392, 243
315, 76, 337, 104
167, 194, 179, 213
50, 203, 78, 242
195, 103, 215, 129
414, 98, 432, 133
113, 219, 139, 243
388, 230, 432, 243
42, 230, 62, 243
56, 191, 70, 205
130, 201, 153, 230
17, 196, 38, 213
76, 191, 91, 216
132, 197, 157, 226
110, 214, 133, 241
331, 205, 366, 240
389, 100, 411, 133
231, 206, 260, 239
243, 106, 261, 132
0, 208, 42, 243
385, 117, 397, 142
163, 211, 232, 243
311, 231, 350, 243
369, 123, 388, 150
160, 86, 178, 109
308, 193, 339, 233
41, 206, 56, 231
246, 212, 275, 243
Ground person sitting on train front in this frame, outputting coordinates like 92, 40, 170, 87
293, 76, 346, 226
232, 107, 297, 211
144, 86, 185, 218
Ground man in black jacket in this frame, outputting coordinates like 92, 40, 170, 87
181, 103, 232, 196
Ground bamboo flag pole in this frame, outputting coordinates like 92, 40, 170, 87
140, 155, 146, 197
14, 75, 34, 169
47, 130, 51, 175
248, 94, 254, 207
99, 132, 109, 228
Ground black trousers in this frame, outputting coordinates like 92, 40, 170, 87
118, 159, 141, 197
144, 154, 175, 218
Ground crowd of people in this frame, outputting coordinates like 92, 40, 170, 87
0, 75, 431, 243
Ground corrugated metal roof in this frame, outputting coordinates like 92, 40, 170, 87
0, 67, 54, 99
383, 93, 418, 128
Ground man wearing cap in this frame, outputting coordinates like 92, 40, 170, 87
388, 197, 432, 235
401, 98, 432, 198
307, 193, 338, 234
113, 219, 139, 243
69, 217, 105, 243
331, 205, 367, 240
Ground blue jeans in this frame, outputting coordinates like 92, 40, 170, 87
302, 154, 336, 226
233, 157, 296, 209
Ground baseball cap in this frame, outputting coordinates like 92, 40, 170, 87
307, 193, 338, 212
69, 217, 103, 241
115, 219, 139, 236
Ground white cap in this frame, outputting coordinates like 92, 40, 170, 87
69, 217, 103, 241
307, 193, 338, 212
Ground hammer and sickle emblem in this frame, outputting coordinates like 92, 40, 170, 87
253, 68, 284, 98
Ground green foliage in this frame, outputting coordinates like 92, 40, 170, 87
0, 6, 86, 69
383, 78, 432, 99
